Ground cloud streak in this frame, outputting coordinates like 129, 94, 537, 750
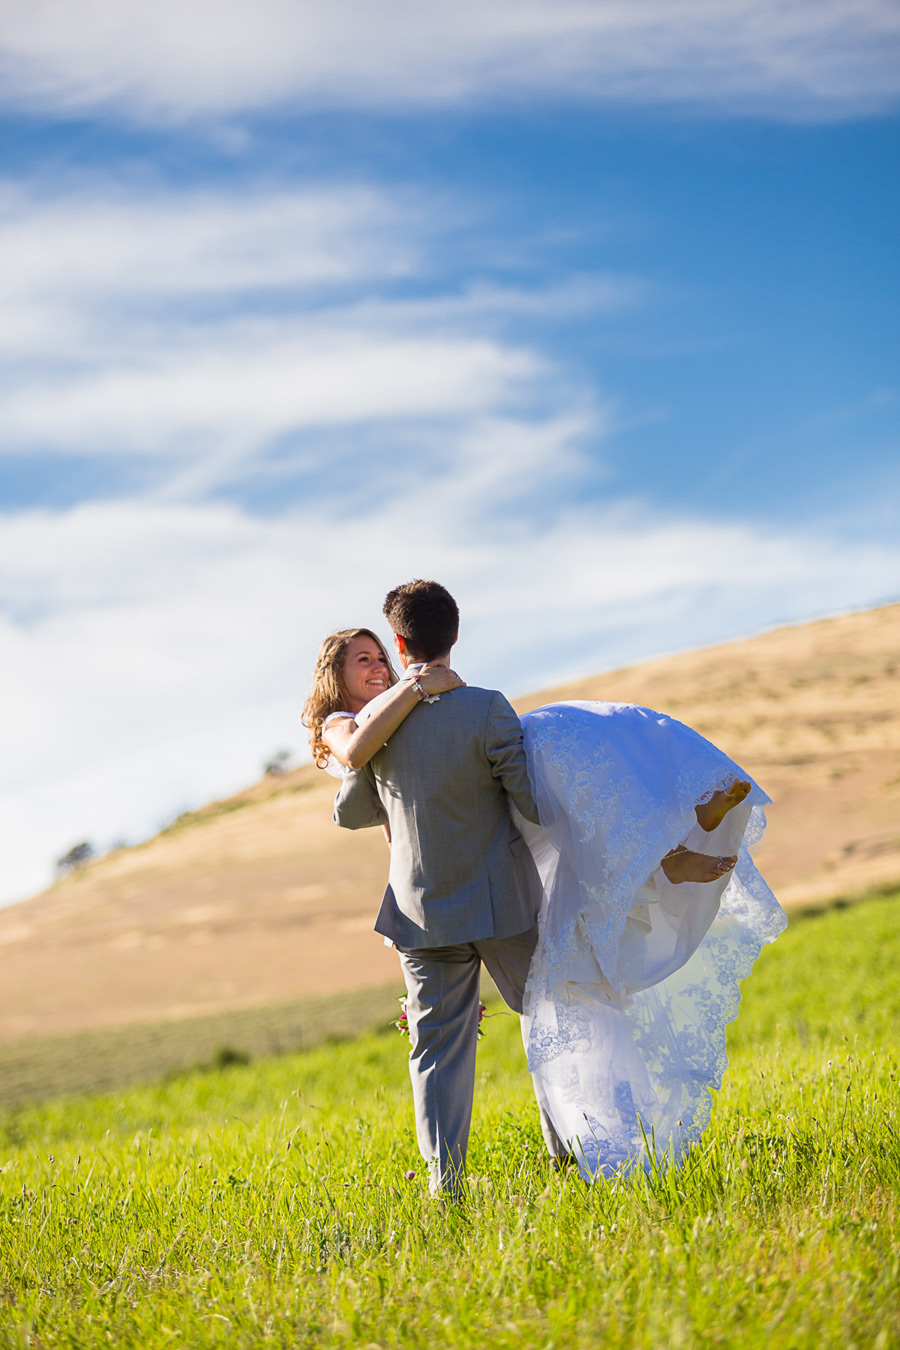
3, 331, 542, 453
0, 182, 418, 358
2, 0, 898, 122
0, 178, 619, 501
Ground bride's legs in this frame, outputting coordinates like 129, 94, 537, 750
661, 846, 736, 885
694, 779, 751, 832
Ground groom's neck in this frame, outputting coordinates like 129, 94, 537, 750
400, 648, 452, 670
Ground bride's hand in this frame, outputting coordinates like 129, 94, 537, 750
418, 663, 466, 695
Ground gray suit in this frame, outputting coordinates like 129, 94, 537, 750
334, 684, 566, 1194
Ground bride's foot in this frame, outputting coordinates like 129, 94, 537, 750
695, 779, 751, 832
661, 846, 737, 885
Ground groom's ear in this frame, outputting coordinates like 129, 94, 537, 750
393, 632, 406, 657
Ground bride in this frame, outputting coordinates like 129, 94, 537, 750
303, 624, 785, 1180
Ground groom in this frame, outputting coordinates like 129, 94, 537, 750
333, 579, 567, 1196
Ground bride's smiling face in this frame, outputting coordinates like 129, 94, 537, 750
341, 636, 391, 712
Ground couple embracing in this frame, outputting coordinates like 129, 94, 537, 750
304, 579, 785, 1197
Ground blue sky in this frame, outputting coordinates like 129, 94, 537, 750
1, 0, 898, 904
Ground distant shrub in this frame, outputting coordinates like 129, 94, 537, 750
55, 842, 95, 876
211, 1046, 251, 1070
263, 749, 293, 777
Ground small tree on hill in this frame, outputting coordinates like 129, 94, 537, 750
263, 749, 293, 777
55, 841, 95, 876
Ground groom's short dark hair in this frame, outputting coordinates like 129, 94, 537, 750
383, 580, 459, 661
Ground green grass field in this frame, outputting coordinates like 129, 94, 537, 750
1, 893, 899, 1349
0, 986, 405, 1113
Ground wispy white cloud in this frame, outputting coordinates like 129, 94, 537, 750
0, 179, 623, 502
2, 329, 542, 453
1, 0, 897, 122
0, 182, 419, 359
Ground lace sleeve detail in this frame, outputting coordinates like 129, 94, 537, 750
323, 711, 356, 728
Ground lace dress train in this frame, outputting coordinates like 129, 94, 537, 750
516, 701, 786, 1179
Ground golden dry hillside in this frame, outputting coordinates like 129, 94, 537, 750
1, 604, 898, 1041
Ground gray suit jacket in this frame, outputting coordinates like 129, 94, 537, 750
333, 685, 542, 948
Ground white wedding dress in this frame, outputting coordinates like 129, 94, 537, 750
515, 701, 786, 1180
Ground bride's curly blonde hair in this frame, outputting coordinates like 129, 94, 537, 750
302, 627, 398, 768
